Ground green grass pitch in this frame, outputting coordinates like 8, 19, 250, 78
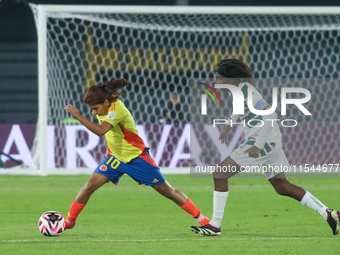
1, 174, 340, 254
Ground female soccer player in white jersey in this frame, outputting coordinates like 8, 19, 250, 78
64, 78, 209, 230
191, 59, 340, 236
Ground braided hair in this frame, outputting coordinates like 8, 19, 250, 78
83, 78, 129, 105
216, 59, 255, 85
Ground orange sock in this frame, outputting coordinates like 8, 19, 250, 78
180, 198, 201, 218
66, 200, 86, 223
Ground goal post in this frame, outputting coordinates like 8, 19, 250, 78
37, 5, 48, 176
6, 4, 340, 175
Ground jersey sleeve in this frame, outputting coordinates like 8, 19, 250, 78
253, 98, 270, 110
244, 85, 270, 110
102, 103, 124, 127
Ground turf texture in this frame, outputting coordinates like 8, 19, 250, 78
1, 174, 339, 254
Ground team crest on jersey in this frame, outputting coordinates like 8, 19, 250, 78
99, 165, 107, 171
106, 112, 116, 120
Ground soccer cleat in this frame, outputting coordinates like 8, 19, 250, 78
190, 224, 221, 236
64, 219, 76, 230
326, 209, 340, 235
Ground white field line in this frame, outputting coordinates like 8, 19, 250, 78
1, 237, 337, 243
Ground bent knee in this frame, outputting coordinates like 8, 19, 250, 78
163, 188, 177, 199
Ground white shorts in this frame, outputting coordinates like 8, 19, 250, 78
229, 139, 289, 179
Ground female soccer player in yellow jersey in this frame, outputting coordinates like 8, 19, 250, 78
64, 78, 209, 230
190, 59, 340, 236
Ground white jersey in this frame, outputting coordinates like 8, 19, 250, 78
229, 82, 282, 150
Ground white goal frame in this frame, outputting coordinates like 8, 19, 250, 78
6, 5, 340, 176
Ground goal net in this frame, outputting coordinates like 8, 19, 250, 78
19, 5, 340, 174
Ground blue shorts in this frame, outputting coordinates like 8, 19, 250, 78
94, 150, 166, 186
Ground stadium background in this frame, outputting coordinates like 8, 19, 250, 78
1, 0, 340, 170
1, 3, 340, 254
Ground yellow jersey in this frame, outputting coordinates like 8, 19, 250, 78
97, 99, 146, 163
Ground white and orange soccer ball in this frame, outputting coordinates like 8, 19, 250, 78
38, 211, 65, 237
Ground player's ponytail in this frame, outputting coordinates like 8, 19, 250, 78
102, 78, 129, 93
83, 78, 129, 105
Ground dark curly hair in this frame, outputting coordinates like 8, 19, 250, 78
217, 59, 255, 85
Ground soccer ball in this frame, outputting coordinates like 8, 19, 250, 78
38, 211, 65, 237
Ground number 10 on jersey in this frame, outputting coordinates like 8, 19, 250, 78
106, 157, 120, 169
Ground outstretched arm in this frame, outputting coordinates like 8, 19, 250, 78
218, 115, 238, 144
64, 104, 112, 137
